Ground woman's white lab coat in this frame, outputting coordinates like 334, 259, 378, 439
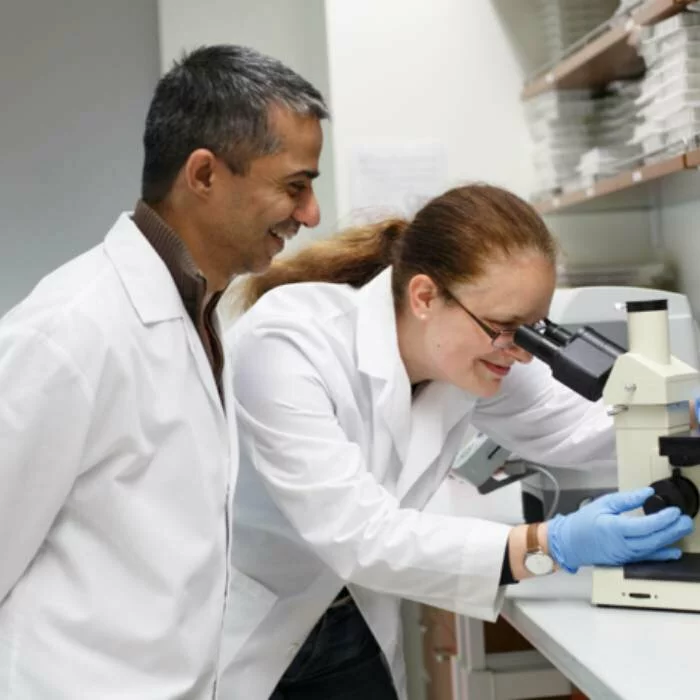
0, 214, 236, 698
220, 267, 614, 700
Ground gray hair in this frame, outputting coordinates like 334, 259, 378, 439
141, 44, 329, 202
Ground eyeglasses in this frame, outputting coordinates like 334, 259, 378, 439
443, 289, 519, 350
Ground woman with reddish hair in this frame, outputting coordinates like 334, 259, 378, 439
219, 184, 692, 700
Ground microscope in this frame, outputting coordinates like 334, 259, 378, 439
590, 300, 700, 610
455, 296, 700, 611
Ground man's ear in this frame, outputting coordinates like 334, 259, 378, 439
182, 148, 219, 199
407, 274, 441, 320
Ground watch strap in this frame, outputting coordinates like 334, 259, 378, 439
526, 522, 540, 554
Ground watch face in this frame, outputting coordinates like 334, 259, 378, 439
525, 552, 554, 576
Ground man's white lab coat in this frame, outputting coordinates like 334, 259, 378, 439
0, 214, 236, 698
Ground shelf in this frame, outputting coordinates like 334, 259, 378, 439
685, 148, 700, 167
522, 0, 693, 100
533, 149, 700, 214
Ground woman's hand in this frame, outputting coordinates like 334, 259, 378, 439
547, 487, 694, 574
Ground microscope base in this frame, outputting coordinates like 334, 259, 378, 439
592, 555, 700, 612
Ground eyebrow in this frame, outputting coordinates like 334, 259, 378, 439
286, 169, 320, 180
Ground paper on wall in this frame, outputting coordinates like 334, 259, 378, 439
348, 142, 448, 221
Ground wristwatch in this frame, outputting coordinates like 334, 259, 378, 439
523, 523, 554, 576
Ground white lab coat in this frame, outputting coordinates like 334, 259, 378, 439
0, 214, 236, 699
220, 267, 614, 699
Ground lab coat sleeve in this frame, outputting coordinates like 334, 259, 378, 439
471, 358, 616, 469
232, 324, 511, 621
0, 326, 93, 602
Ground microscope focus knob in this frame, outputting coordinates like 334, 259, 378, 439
643, 476, 700, 519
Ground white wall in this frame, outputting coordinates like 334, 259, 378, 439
324, 0, 535, 221
0, 1, 160, 314
650, 171, 700, 317
157, 0, 338, 250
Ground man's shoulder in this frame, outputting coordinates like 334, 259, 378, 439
0, 238, 139, 371
6, 245, 116, 324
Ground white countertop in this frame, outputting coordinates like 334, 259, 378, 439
502, 569, 700, 700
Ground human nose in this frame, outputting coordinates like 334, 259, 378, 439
294, 188, 321, 228
502, 343, 533, 364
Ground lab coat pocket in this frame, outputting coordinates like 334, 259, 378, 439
220, 568, 278, 665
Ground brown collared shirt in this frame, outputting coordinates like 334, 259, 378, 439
131, 200, 225, 408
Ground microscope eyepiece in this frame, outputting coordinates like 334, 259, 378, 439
514, 318, 625, 402
513, 324, 560, 365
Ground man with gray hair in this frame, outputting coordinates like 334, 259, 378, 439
0, 44, 327, 698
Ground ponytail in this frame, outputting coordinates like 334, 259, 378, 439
233, 183, 557, 315
236, 218, 408, 311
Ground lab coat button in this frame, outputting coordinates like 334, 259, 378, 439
288, 642, 301, 657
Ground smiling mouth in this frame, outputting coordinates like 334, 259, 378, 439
481, 359, 511, 377
269, 226, 298, 242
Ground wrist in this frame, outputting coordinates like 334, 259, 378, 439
507, 523, 557, 581
547, 514, 578, 574
538, 521, 550, 555
507, 524, 529, 581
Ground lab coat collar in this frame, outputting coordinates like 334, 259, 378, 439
396, 380, 476, 501
104, 213, 228, 417
356, 267, 403, 381
356, 268, 412, 462
356, 267, 475, 482
104, 213, 186, 324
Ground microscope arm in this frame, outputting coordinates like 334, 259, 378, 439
451, 433, 538, 495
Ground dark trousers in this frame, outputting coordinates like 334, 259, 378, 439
269, 592, 399, 700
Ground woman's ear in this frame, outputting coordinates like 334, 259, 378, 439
407, 274, 441, 320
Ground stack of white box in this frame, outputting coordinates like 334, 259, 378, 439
556, 259, 677, 291
524, 90, 595, 197
527, 0, 624, 197
614, 0, 645, 15
635, 12, 700, 161
576, 81, 644, 185
525, 83, 646, 196
537, 0, 619, 60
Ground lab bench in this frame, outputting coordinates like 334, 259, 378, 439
415, 567, 698, 699
501, 567, 698, 699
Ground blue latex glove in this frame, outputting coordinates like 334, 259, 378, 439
548, 486, 695, 574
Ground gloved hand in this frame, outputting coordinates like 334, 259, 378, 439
548, 486, 695, 574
